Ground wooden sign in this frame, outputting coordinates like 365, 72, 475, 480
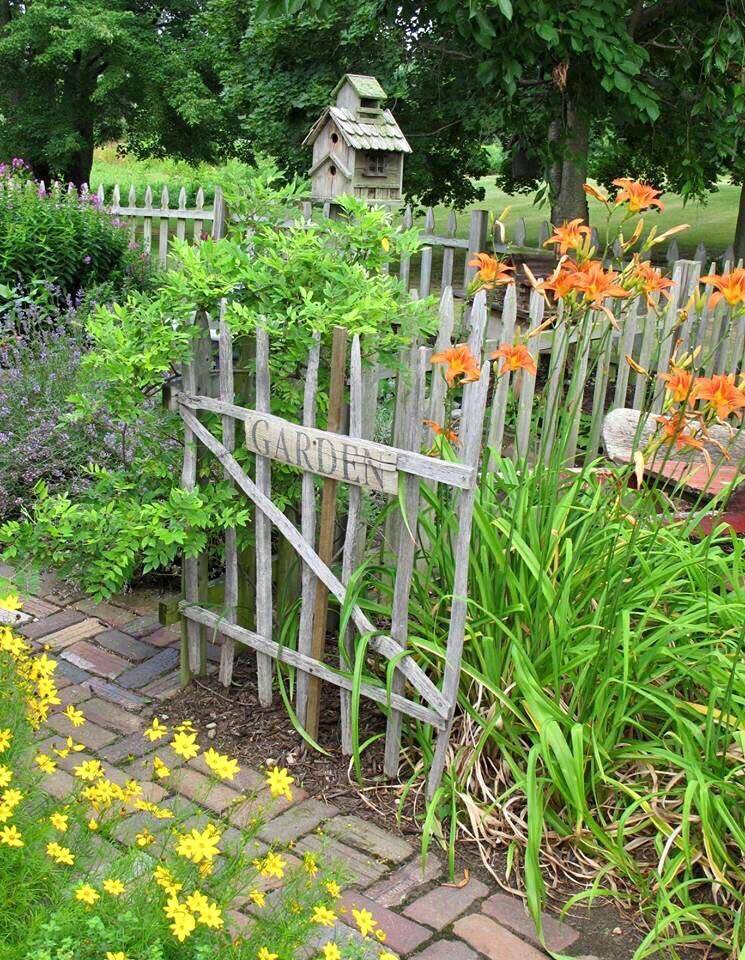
243, 409, 399, 494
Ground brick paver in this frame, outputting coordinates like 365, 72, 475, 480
8, 579, 591, 959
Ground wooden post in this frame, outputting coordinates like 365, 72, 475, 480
212, 186, 226, 240
304, 326, 348, 740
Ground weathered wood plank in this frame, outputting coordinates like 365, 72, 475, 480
515, 290, 544, 459
486, 282, 517, 462
254, 327, 274, 706
218, 307, 239, 687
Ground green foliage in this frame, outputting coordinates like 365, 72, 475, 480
0, 179, 142, 295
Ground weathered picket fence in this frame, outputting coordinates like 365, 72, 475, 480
174, 300, 492, 797
92, 182, 738, 284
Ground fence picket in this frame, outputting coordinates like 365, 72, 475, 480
194, 187, 205, 243
218, 307, 239, 687
254, 328, 274, 706
176, 188, 187, 243
440, 211, 457, 289
613, 295, 644, 408
486, 282, 516, 462
515, 290, 544, 459
399, 205, 413, 291
142, 186, 153, 258
158, 186, 170, 268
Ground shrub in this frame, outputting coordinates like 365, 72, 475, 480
0, 167, 145, 296
0, 592, 382, 960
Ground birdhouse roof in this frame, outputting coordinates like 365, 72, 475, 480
331, 73, 387, 100
303, 106, 411, 154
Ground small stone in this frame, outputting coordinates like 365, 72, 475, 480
207, 728, 216, 740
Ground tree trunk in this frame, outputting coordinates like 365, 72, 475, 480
734, 181, 745, 264
548, 93, 590, 226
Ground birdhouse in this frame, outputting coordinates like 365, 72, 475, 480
303, 74, 411, 205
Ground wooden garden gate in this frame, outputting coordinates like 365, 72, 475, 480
175, 298, 491, 797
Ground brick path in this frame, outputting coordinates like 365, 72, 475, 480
7, 569, 589, 960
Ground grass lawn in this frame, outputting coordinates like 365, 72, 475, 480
428, 177, 740, 258
90, 149, 739, 259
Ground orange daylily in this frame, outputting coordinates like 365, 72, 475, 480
423, 420, 459, 444
527, 259, 581, 301
656, 414, 705, 452
468, 253, 515, 290
659, 365, 695, 404
430, 344, 481, 387
699, 267, 745, 309
612, 178, 664, 213
543, 218, 591, 255
694, 374, 745, 421
491, 343, 537, 376
571, 261, 631, 307
630, 258, 674, 306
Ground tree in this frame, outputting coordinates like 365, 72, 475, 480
0, 0, 223, 186
204, 0, 497, 207
261, 0, 744, 232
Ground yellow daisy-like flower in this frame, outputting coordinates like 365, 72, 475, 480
325, 880, 341, 899
254, 850, 286, 880
106, 953, 129, 960
175, 823, 222, 865
50, 811, 69, 832
264, 765, 294, 801
186, 892, 223, 929
171, 731, 199, 760
75, 883, 100, 906
88, 818, 99, 831
103, 878, 126, 896
144, 718, 168, 742
153, 866, 183, 896
0, 765, 12, 788
63, 705, 85, 727
311, 905, 337, 927
0, 802, 11, 824
249, 889, 266, 908
0, 728, 11, 753
321, 944, 342, 960
379, 952, 398, 960
164, 896, 197, 942
258, 949, 278, 960
0, 824, 24, 847
2, 788, 22, 809
46, 841, 74, 865
375, 928, 387, 942
135, 829, 156, 847
35, 752, 57, 774
153, 756, 170, 779
74, 759, 104, 782
303, 851, 319, 877
203, 747, 240, 781
352, 907, 377, 938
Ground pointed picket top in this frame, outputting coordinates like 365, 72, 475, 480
144, 185, 153, 210
513, 217, 527, 246
693, 242, 707, 265
97, 183, 105, 204
196, 186, 205, 210
67, 182, 76, 194
612, 237, 623, 260
538, 220, 550, 247
446, 210, 457, 237
160, 185, 170, 210
666, 239, 679, 264
178, 187, 187, 211
590, 226, 600, 250
403, 204, 413, 229
128, 184, 137, 207
424, 207, 435, 233
301, 200, 312, 222
721, 245, 734, 266
112, 184, 120, 209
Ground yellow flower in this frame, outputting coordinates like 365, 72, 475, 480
153, 756, 170, 779
321, 945, 341, 960
325, 880, 341, 899
264, 766, 294, 801
144, 717, 169, 741
46, 841, 74, 865
153, 866, 182, 896
254, 850, 286, 879
171, 731, 199, 760
88, 818, 99, 831
74, 759, 104, 782
35, 753, 57, 774
375, 928, 387, 942
2, 788, 22, 809
352, 907, 377, 938
0, 802, 11, 824
63, 705, 85, 727
258, 950, 278, 960
135, 829, 156, 848
0, 765, 12, 788
75, 883, 100, 906
103, 878, 125, 896
50, 811, 69, 832
203, 747, 240, 781
379, 953, 399, 960
0, 594, 21, 611
249, 889, 266, 908
312, 905, 337, 927
0, 728, 11, 753
106, 953, 129, 960
0, 825, 24, 847
164, 896, 197, 942
303, 851, 319, 876
187, 893, 223, 929
175, 823, 222, 865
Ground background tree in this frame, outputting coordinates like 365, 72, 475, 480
0, 0, 223, 185
205, 0, 497, 207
